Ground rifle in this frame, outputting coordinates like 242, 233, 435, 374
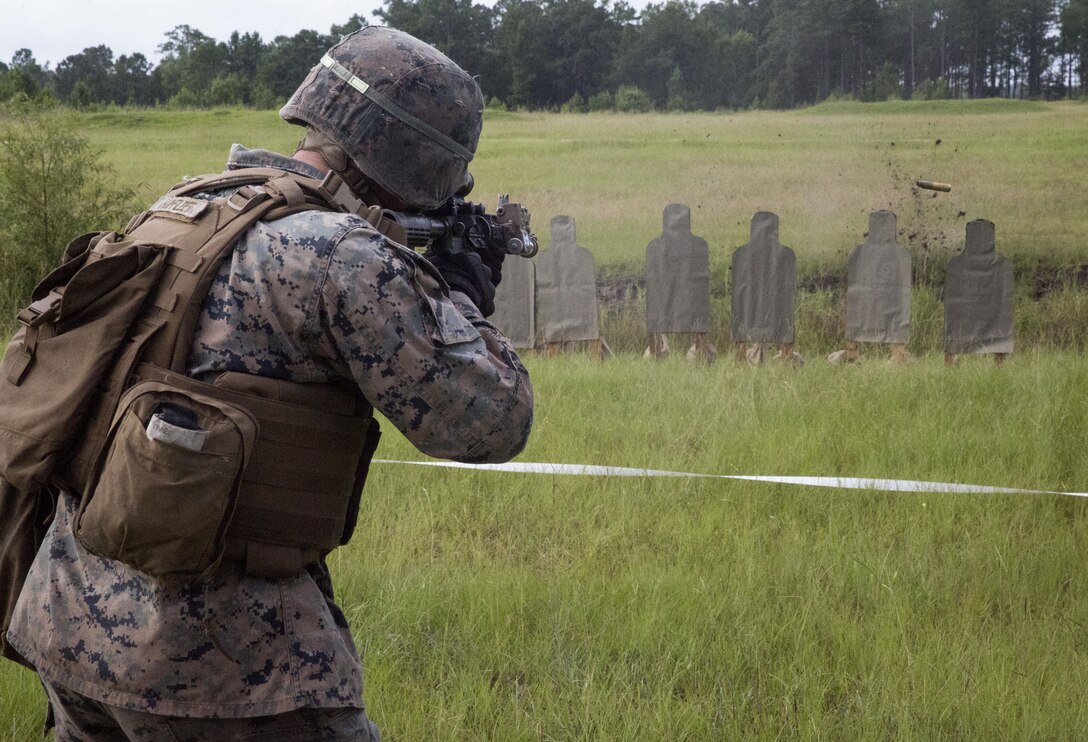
383, 194, 539, 260
318, 171, 538, 261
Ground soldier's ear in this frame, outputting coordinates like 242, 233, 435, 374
455, 171, 474, 199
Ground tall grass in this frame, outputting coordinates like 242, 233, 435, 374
336, 354, 1088, 738
5, 355, 1087, 739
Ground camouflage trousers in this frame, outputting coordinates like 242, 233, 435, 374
43, 680, 381, 742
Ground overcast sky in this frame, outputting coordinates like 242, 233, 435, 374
2, 0, 397, 68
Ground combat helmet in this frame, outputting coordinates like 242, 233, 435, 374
281, 27, 483, 210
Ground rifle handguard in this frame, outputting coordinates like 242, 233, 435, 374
383, 196, 538, 258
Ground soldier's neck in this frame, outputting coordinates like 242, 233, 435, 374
292, 149, 330, 174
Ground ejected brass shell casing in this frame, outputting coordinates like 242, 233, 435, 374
916, 180, 952, 192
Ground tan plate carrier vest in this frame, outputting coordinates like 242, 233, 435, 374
6, 168, 387, 579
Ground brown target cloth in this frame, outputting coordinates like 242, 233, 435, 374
535, 215, 601, 343
846, 210, 911, 344
491, 255, 536, 349
645, 204, 711, 334
730, 212, 796, 344
944, 219, 1014, 355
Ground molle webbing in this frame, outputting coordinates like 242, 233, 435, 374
138, 169, 335, 371
132, 365, 380, 578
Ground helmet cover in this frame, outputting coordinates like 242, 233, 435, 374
281, 27, 483, 210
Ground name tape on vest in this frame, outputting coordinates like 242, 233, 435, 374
150, 196, 210, 221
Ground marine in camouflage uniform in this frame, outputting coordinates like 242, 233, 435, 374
6, 28, 532, 742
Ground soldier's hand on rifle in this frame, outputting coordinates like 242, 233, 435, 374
426, 250, 497, 317
465, 219, 506, 290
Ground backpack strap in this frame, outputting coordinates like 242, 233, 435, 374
132, 169, 342, 372
56, 169, 343, 490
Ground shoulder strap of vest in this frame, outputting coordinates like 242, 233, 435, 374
311, 171, 410, 247
164, 169, 407, 245
171, 168, 325, 208
128, 166, 410, 373
132, 169, 341, 372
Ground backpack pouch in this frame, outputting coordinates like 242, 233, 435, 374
76, 381, 257, 582
0, 236, 169, 491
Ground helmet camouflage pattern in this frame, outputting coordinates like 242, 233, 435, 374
281, 27, 484, 210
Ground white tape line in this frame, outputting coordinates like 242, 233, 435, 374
373, 459, 1088, 498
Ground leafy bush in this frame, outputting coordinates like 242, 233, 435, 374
167, 86, 203, 108
0, 102, 139, 311
249, 82, 282, 110
666, 67, 696, 111
586, 90, 614, 111
614, 85, 654, 112
210, 73, 246, 106
860, 62, 903, 102
68, 80, 94, 110
561, 93, 587, 113
913, 78, 952, 101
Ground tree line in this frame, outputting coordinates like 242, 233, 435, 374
3, 0, 1088, 111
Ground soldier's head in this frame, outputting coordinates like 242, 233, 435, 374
281, 27, 483, 211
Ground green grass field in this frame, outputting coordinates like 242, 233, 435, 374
2, 103, 1088, 739
7, 354, 1088, 739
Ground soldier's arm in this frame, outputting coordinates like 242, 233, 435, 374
319, 228, 532, 463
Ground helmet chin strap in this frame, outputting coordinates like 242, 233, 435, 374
299, 131, 412, 245
297, 129, 411, 212
297, 132, 373, 198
